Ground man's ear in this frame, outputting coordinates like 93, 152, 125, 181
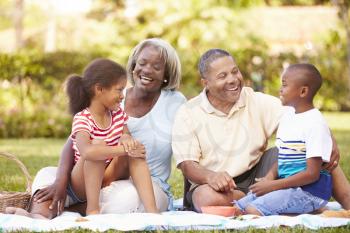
201, 78, 207, 88
300, 86, 309, 98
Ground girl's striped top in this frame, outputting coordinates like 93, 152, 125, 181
70, 108, 128, 163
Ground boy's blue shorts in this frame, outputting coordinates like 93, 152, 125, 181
235, 188, 327, 216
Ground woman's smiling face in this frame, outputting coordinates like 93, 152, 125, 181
133, 45, 166, 93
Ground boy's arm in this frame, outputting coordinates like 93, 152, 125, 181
250, 157, 322, 196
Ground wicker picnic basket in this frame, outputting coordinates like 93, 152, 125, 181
0, 151, 32, 213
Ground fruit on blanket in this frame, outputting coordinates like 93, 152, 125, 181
321, 210, 350, 218
201, 206, 240, 217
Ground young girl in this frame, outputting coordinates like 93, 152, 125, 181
66, 58, 158, 215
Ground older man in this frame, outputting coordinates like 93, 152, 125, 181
172, 48, 350, 212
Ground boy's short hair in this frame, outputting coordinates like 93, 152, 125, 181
287, 63, 323, 99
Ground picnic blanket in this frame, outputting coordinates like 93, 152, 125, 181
0, 201, 349, 231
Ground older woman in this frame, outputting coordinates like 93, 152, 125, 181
8, 38, 186, 218
99, 38, 186, 213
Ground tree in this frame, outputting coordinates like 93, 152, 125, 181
13, 0, 24, 50
263, 0, 330, 5
332, 0, 350, 103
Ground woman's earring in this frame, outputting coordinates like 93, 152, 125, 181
163, 79, 168, 83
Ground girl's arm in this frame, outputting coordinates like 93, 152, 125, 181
76, 131, 127, 160
250, 157, 322, 196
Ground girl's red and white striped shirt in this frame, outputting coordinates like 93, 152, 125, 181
70, 108, 128, 164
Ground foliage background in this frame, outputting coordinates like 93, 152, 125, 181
0, 0, 349, 138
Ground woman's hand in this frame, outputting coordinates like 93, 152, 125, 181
33, 180, 67, 215
119, 134, 137, 152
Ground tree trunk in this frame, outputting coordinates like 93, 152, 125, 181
45, 1, 56, 52
340, 4, 350, 103
13, 0, 24, 51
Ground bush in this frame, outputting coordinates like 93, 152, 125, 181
0, 50, 108, 138
0, 43, 349, 138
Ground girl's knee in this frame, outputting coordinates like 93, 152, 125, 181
84, 159, 105, 167
128, 157, 149, 172
109, 156, 129, 168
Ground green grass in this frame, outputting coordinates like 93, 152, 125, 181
323, 112, 350, 180
0, 112, 350, 232
0, 138, 65, 191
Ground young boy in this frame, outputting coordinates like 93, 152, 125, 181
234, 63, 333, 216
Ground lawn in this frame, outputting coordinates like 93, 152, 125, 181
0, 112, 350, 232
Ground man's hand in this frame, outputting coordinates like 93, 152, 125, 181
249, 179, 277, 196
207, 171, 236, 192
33, 180, 67, 215
323, 136, 340, 172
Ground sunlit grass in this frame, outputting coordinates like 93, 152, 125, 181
0, 138, 65, 157
324, 112, 350, 131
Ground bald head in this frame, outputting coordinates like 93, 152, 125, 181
284, 63, 323, 99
